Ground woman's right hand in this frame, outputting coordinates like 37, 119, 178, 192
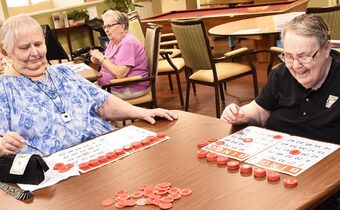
220, 103, 246, 124
0, 132, 26, 155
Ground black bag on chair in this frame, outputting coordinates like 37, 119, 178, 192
0, 154, 49, 185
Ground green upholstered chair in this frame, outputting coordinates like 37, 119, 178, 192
306, 5, 340, 40
128, 11, 185, 107
102, 23, 161, 108
169, 18, 258, 118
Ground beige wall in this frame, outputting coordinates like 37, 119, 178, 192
7, 1, 54, 16
161, 0, 187, 13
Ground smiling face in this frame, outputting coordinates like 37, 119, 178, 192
8, 30, 48, 78
283, 31, 331, 89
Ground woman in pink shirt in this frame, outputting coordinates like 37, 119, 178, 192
90, 10, 148, 99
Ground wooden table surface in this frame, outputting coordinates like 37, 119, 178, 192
208, 12, 304, 36
61, 61, 101, 82
0, 110, 339, 210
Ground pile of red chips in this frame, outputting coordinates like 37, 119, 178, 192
197, 138, 298, 188
101, 182, 192, 209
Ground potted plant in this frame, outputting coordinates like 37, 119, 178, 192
67, 9, 89, 26
110, 0, 142, 13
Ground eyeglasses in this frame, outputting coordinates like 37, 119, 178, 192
103, 23, 120, 30
279, 48, 320, 64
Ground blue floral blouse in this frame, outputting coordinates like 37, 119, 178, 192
0, 65, 115, 156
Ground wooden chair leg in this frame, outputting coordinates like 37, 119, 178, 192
185, 80, 191, 111
214, 84, 221, 118
219, 83, 225, 103
167, 75, 174, 93
174, 71, 184, 108
252, 70, 259, 96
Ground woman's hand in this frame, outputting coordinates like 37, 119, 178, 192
0, 132, 26, 155
220, 103, 245, 124
90, 49, 105, 65
139, 108, 178, 124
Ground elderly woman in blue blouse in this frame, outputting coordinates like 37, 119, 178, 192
0, 15, 177, 157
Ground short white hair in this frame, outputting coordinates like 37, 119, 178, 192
0, 15, 44, 55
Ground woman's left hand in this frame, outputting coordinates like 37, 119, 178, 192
140, 108, 178, 124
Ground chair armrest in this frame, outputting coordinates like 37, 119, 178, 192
160, 40, 178, 47
269, 46, 283, 53
213, 47, 250, 62
109, 75, 143, 85
161, 33, 175, 38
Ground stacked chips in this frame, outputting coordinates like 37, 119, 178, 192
196, 138, 298, 188
101, 182, 192, 209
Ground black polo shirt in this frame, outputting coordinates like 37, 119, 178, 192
256, 50, 340, 144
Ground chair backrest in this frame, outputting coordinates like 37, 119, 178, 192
306, 6, 340, 40
169, 18, 214, 71
144, 23, 161, 99
127, 11, 145, 46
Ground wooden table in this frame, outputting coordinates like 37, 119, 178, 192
142, 0, 308, 34
62, 61, 101, 82
0, 110, 339, 210
208, 12, 304, 62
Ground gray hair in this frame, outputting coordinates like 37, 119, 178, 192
0, 14, 44, 56
102, 10, 129, 30
282, 14, 330, 47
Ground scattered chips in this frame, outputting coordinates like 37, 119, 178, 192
101, 182, 192, 209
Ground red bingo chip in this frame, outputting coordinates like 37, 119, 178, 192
206, 153, 217, 162
79, 162, 90, 171
289, 149, 301, 155
180, 188, 192, 196
284, 177, 298, 188
131, 191, 144, 199
147, 136, 158, 143
114, 149, 125, 155
106, 151, 117, 159
115, 189, 128, 196
197, 150, 208, 158
123, 145, 133, 151
273, 135, 283, 139
114, 200, 126, 209
156, 132, 166, 139
89, 159, 100, 167
53, 163, 64, 170
267, 171, 280, 182
101, 197, 115, 207
240, 164, 252, 174
159, 202, 173, 209
125, 199, 137, 207
216, 156, 229, 165
254, 168, 266, 178
243, 138, 253, 143
227, 160, 240, 170
216, 141, 225, 145
98, 155, 109, 163
207, 137, 218, 142
197, 139, 208, 148
141, 138, 151, 146
131, 142, 143, 149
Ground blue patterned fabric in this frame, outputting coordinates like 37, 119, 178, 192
0, 65, 115, 156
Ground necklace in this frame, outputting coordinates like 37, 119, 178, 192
29, 71, 71, 123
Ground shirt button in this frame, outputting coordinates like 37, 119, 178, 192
302, 112, 307, 116
305, 98, 309, 102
